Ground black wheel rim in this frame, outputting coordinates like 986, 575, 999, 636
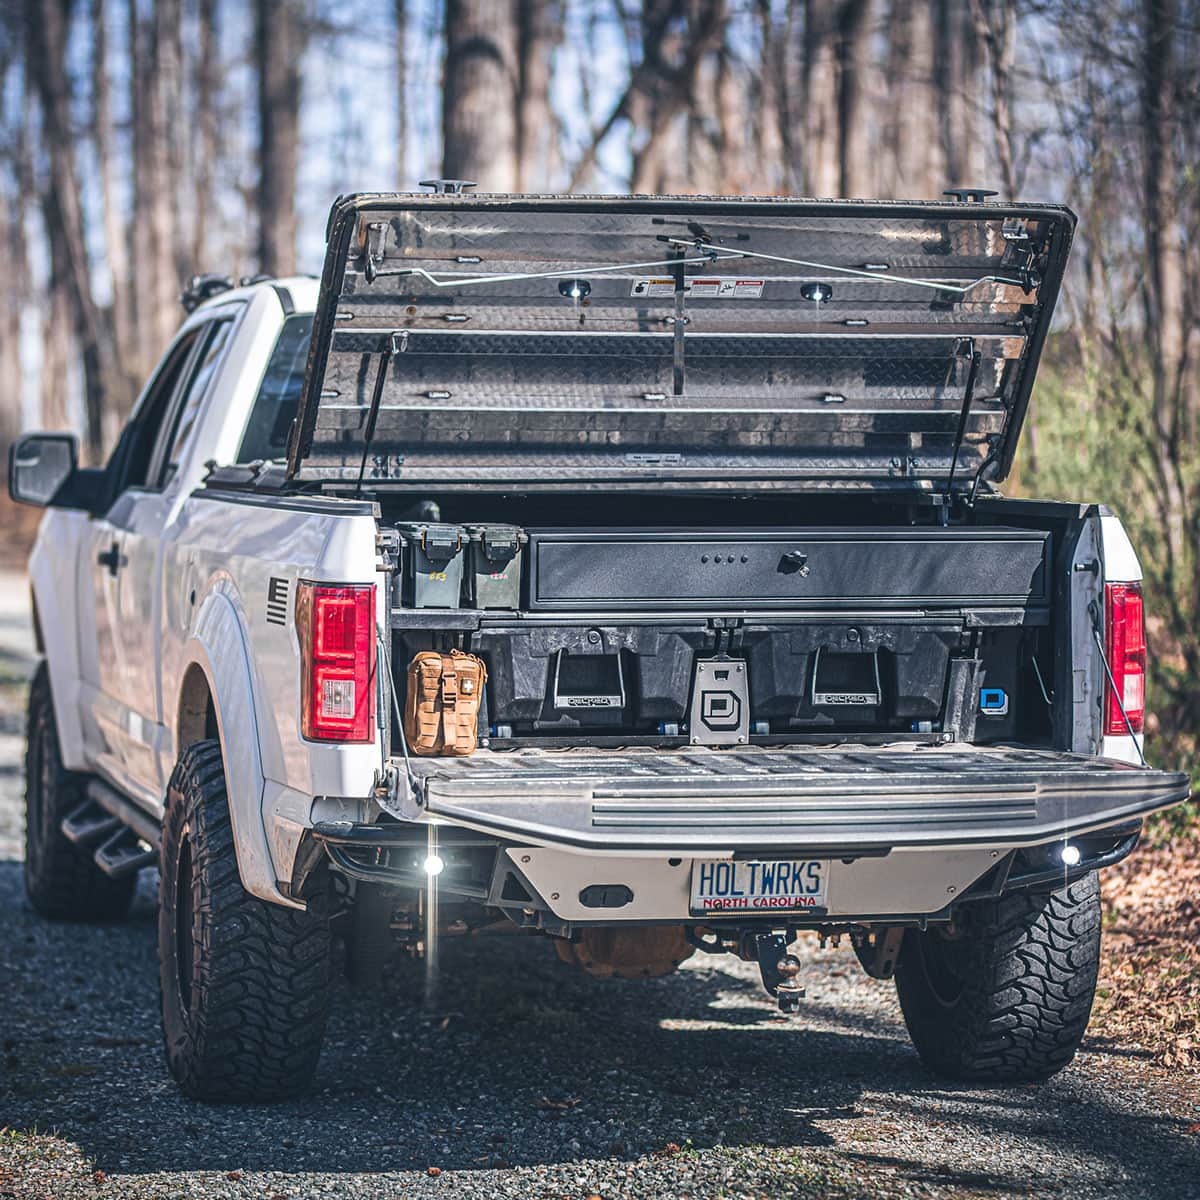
175, 829, 195, 1012
917, 930, 967, 1008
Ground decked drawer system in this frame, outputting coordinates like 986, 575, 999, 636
526, 527, 1050, 613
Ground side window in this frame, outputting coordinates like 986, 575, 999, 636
105, 328, 203, 496
151, 318, 235, 488
238, 314, 313, 463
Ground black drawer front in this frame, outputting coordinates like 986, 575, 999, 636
527, 528, 1050, 611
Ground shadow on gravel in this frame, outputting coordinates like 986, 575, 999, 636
1, 857, 1198, 1193
0, 860, 862, 1174
839, 1151, 1027, 1195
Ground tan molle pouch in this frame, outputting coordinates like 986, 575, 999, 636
403, 650, 487, 756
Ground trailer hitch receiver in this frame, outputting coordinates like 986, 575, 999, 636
747, 932, 805, 1013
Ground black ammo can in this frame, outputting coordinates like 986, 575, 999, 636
466, 524, 527, 609
396, 522, 466, 608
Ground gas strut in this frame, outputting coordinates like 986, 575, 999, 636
945, 338, 981, 499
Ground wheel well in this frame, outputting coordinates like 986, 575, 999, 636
177, 663, 219, 754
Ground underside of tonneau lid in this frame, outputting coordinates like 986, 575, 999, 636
287, 194, 1075, 492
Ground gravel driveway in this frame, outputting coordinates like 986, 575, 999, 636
0, 621, 1197, 1198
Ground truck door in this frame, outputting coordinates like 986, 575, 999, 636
81, 326, 207, 803
109, 317, 238, 806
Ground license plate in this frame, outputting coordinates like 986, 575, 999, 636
690, 859, 827, 914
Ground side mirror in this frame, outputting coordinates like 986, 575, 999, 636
9, 433, 105, 511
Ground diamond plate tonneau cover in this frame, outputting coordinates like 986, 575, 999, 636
409, 745, 1189, 852
286, 194, 1075, 490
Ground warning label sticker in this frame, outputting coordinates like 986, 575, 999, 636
630, 277, 766, 299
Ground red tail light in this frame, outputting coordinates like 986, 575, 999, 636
1104, 581, 1145, 736
297, 582, 375, 742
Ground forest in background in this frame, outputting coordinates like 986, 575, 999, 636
0, 0, 1198, 793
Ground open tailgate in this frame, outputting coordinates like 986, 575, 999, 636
409, 745, 1189, 852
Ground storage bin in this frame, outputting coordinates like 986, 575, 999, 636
466, 524, 527, 609
396, 522, 466, 609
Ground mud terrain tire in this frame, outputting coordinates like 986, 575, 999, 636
159, 740, 331, 1101
24, 664, 136, 921
895, 872, 1101, 1083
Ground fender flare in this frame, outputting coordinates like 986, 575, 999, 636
179, 588, 302, 909
29, 552, 88, 772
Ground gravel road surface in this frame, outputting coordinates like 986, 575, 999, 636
0, 583, 1197, 1198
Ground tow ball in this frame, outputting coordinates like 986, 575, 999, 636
748, 932, 805, 1013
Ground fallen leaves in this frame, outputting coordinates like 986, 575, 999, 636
1093, 832, 1200, 1071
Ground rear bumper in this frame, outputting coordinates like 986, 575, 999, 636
309, 818, 1144, 926
406, 745, 1189, 855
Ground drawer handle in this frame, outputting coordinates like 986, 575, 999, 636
781, 549, 811, 578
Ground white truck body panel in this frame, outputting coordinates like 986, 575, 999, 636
26, 278, 382, 905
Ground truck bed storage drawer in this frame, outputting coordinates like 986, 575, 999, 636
526, 528, 1050, 612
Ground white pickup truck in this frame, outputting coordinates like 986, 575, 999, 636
12, 191, 1189, 1102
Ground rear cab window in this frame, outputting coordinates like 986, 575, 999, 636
239, 313, 314, 464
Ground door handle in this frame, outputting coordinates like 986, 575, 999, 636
97, 541, 123, 576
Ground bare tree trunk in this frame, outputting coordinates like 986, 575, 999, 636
755, 0, 787, 194
442, 0, 519, 190
630, 0, 683, 193
255, 0, 305, 276
778, 0, 804, 192
565, 0, 726, 193
158, 0, 187, 283
0, 215, 24, 446
631, 0, 725, 193
192, 0, 220, 273
684, 2, 734, 192
970, 0, 1016, 195
396, 0, 408, 187
803, 0, 840, 195
1140, 0, 1188, 571
92, 0, 137, 433
714, 38, 743, 191
25, 0, 111, 456
886, 0, 939, 197
837, 0, 871, 197
516, 0, 559, 191
0, 30, 28, 453
130, 0, 182, 370
38, 287, 73, 433
943, 0, 982, 187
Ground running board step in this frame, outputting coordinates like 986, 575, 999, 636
60, 801, 122, 848
93, 826, 157, 879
